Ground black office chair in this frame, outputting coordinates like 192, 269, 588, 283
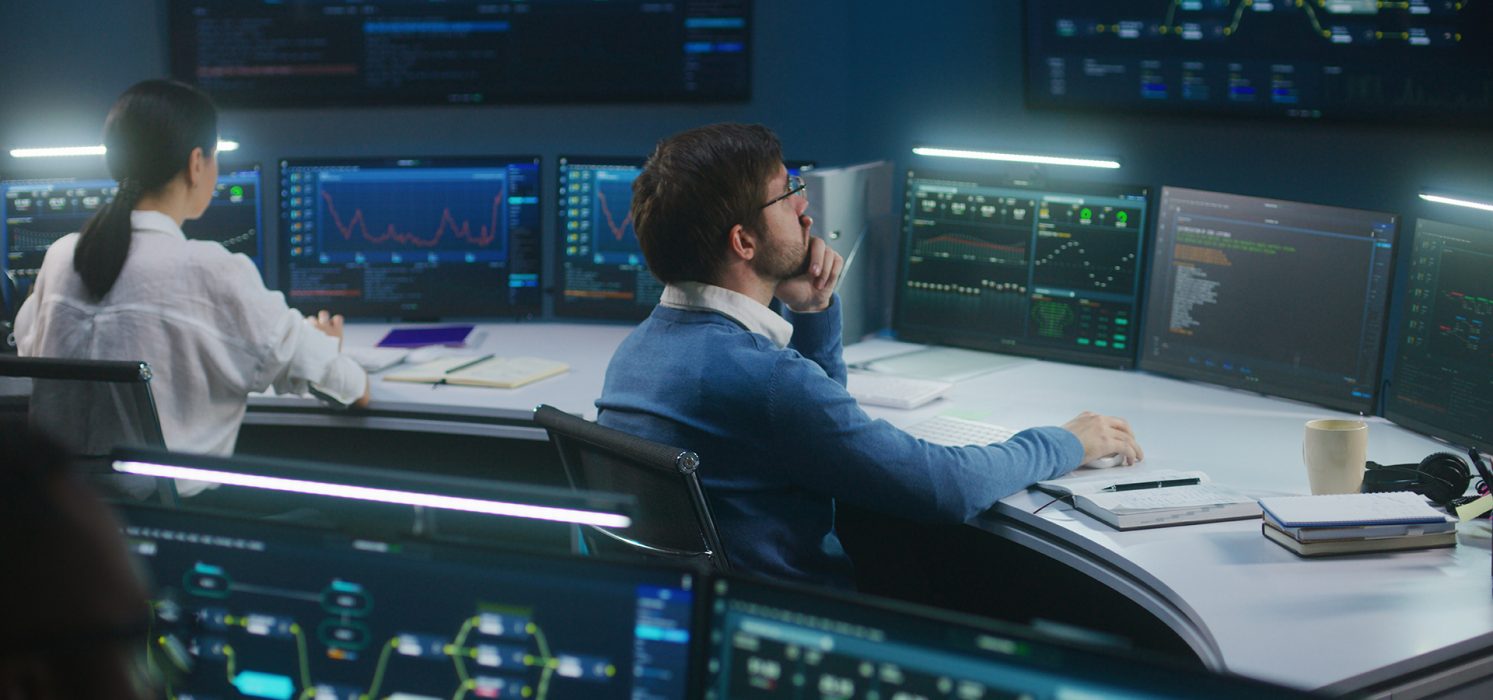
0, 355, 177, 504
533, 404, 730, 572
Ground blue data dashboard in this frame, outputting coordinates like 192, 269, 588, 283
279, 156, 543, 319
121, 504, 698, 700
895, 170, 1151, 369
1, 164, 265, 300
555, 156, 658, 321
1386, 218, 1493, 453
555, 158, 816, 322
1024, 0, 1493, 123
169, 0, 753, 107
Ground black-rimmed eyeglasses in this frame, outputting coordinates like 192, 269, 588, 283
761, 174, 806, 209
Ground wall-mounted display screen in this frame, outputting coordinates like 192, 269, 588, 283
1025, 0, 1493, 123
170, 0, 752, 107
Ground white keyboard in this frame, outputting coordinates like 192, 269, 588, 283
846, 371, 955, 410
905, 415, 1016, 446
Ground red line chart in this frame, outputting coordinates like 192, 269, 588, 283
321, 188, 504, 249
595, 189, 634, 242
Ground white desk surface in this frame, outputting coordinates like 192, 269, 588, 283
847, 338, 1493, 694
246, 321, 634, 438
249, 326, 1493, 693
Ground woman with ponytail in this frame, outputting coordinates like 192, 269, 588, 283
15, 80, 369, 493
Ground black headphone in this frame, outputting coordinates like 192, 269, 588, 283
1362, 452, 1471, 506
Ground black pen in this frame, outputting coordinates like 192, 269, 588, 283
444, 354, 495, 374
1101, 478, 1201, 492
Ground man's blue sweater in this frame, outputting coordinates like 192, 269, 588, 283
597, 299, 1083, 588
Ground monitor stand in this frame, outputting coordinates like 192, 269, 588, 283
862, 346, 1031, 382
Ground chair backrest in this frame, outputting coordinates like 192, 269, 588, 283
0, 355, 174, 503
532, 404, 730, 572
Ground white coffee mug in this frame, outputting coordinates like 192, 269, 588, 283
1302, 419, 1368, 495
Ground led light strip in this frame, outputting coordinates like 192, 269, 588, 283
10, 140, 240, 159
912, 146, 1120, 170
115, 460, 631, 529
1419, 192, 1493, 213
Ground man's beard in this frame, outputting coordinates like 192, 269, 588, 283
751, 227, 809, 281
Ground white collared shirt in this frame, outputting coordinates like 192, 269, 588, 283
660, 281, 793, 348
16, 211, 366, 477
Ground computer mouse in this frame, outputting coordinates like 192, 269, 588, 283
1082, 453, 1127, 469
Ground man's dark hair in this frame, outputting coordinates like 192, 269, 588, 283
630, 123, 783, 285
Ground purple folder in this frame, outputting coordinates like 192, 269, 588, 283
376, 325, 475, 348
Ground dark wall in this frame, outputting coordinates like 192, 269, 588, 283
0, 0, 856, 307
0, 2, 853, 161
3, 1, 1490, 304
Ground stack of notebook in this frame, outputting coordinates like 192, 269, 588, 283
1258, 492, 1458, 557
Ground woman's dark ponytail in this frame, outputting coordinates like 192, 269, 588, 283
73, 80, 218, 299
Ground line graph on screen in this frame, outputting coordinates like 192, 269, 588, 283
317, 178, 508, 256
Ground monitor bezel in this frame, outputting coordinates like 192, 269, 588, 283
1139, 185, 1401, 414
1, 159, 266, 272
113, 499, 708, 698
1382, 217, 1493, 455
276, 154, 544, 320
166, 0, 756, 109
892, 167, 1153, 370
702, 574, 1318, 700
1018, 0, 1493, 129
553, 155, 654, 322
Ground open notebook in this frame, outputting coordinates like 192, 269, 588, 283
1037, 470, 1259, 530
383, 356, 569, 389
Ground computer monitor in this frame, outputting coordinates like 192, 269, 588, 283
117, 503, 701, 699
169, 0, 753, 108
1141, 187, 1399, 413
1384, 218, 1493, 454
894, 170, 1151, 368
278, 155, 543, 319
554, 158, 815, 322
1023, 0, 1493, 125
703, 576, 1313, 699
1, 163, 265, 286
184, 165, 265, 262
554, 156, 657, 321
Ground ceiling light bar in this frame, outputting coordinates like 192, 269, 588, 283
913, 146, 1121, 170
9, 145, 105, 159
11, 140, 240, 159
115, 460, 632, 529
1419, 192, 1493, 213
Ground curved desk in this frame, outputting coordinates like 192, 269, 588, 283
849, 339, 1493, 696
240, 326, 1493, 696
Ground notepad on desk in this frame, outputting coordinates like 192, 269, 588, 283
1073, 484, 1261, 530
1037, 470, 1260, 530
1036, 469, 1208, 497
1256, 492, 1458, 556
383, 355, 569, 389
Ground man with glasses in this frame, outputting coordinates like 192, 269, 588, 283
598, 123, 1142, 588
